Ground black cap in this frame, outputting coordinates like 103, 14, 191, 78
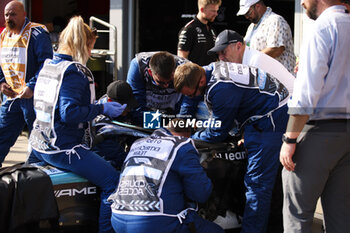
106, 80, 138, 109
207, 30, 244, 55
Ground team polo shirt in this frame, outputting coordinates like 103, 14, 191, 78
177, 17, 217, 66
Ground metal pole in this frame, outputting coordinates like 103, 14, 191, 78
89, 16, 118, 79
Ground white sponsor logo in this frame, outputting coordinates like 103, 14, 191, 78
165, 118, 221, 129
214, 151, 247, 161
54, 186, 97, 197
117, 180, 153, 196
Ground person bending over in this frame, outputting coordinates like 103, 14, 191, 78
174, 62, 289, 233
126, 51, 188, 125
108, 118, 224, 233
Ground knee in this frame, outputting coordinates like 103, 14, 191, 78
102, 170, 120, 194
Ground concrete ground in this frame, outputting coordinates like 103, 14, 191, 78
3, 133, 325, 233
3, 132, 28, 167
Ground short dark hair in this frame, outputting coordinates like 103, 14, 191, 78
149, 51, 176, 80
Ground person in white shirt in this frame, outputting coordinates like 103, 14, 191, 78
208, 29, 294, 98
280, 0, 350, 232
237, 0, 296, 74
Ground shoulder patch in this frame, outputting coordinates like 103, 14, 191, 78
32, 28, 40, 36
31, 27, 47, 37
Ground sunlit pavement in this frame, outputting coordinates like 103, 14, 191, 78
3, 132, 28, 167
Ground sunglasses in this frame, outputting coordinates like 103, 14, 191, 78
245, 4, 256, 17
149, 69, 172, 87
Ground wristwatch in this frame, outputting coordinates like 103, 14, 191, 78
282, 134, 297, 144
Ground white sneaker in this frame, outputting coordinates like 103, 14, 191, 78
213, 210, 242, 230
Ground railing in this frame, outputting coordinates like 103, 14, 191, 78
89, 16, 118, 79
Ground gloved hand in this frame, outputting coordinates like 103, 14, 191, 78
102, 102, 127, 118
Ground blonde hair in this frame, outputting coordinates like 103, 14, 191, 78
174, 63, 204, 92
57, 16, 97, 64
198, 0, 222, 9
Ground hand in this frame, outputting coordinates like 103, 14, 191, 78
280, 142, 296, 171
103, 102, 127, 118
0, 82, 17, 98
18, 86, 33, 99
294, 60, 299, 73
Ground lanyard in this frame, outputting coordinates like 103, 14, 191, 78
245, 8, 270, 47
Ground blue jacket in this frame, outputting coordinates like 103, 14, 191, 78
191, 63, 285, 143
159, 130, 212, 210
112, 128, 213, 232
126, 54, 186, 125
0, 18, 53, 91
50, 54, 103, 149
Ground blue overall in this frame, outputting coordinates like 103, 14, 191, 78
126, 52, 187, 125
28, 54, 119, 233
0, 18, 53, 166
110, 129, 224, 233
191, 62, 289, 233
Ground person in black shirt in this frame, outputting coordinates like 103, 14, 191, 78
177, 0, 221, 66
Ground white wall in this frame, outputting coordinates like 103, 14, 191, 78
294, 0, 315, 57
110, 0, 134, 80
110, 0, 123, 79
